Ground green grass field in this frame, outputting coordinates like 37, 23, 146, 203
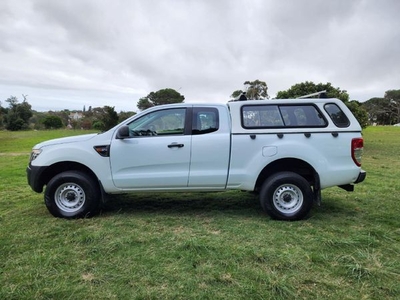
1, 127, 399, 299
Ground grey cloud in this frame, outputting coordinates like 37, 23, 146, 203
0, 0, 399, 111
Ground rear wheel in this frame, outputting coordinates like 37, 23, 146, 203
260, 172, 313, 221
44, 171, 100, 219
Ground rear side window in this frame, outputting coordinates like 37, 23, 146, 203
324, 103, 350, 128
192, 107, 219, 134
242, 104, 327, 128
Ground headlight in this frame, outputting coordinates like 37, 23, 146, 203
30, 149, 42, 162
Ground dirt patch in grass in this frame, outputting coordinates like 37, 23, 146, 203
0, 152, 30, 156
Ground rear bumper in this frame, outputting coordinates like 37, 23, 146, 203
354, 169, 366, 184
338, 169, 366, 191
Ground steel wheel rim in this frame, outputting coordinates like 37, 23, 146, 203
273, 184, 303, 214
54, 182, 85, 212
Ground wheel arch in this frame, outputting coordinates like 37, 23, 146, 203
40, 161, 101, 191
255, 158, 319, 193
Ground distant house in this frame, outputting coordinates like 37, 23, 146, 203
69, 112, 84, 120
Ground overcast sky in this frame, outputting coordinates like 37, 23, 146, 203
1, 0, 399, 112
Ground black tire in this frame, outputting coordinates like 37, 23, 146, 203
44, 171, 100, 219
260, 172, 313, 221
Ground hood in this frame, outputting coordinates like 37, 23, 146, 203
34, 133, 98, 149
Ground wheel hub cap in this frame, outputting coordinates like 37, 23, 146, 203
283, 194, 292, 202
54, 183, 86, 213
273, 184, 304, 214
66, 192, 76, 201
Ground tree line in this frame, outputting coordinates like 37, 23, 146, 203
230, 80, 399, 128
0, 96, 135, 132
1, 82, 399, 131
140, 82, 400, 128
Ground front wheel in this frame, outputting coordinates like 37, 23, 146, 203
260, 172, 313, 221
44, 171, 100, 219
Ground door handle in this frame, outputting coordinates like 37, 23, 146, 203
168, 143, 184, 148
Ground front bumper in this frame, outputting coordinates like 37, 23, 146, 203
26, 163, 47, 193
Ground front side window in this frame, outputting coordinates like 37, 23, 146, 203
242, 104, 327, 128
127, 108, 186, 136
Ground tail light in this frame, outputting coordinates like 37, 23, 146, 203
351, 138, 363, 167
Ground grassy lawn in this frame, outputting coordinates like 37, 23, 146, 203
1, 127, 399, 299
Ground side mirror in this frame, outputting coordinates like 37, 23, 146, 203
116, 125, 130, 139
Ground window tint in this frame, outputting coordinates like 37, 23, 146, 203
324, 104, 350, 127
192, 107, 219, 134
242, 105, 284, 127
242, 104, 326, 128
280, 106, 326, 127
127, 108, 186, 136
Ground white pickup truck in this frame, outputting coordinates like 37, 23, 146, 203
27, 98, 366, 220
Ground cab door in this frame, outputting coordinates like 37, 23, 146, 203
110, 108, 191, 189
188, 107, 231, 188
